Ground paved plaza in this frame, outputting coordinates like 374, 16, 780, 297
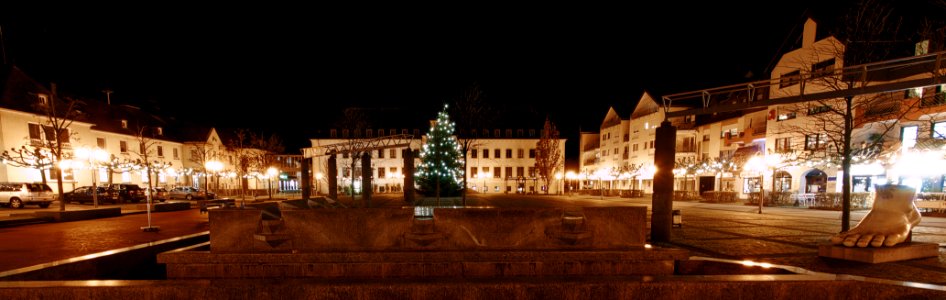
1, 193, 945, 286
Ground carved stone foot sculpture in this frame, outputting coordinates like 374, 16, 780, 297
830, 184, 921, 247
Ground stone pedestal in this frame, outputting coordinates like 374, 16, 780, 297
818, 242, 939, 264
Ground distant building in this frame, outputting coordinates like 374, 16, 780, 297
307, 109, 566, 196
0, 65, 280, 197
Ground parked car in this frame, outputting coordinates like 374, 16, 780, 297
146, 187, 168, 202
169, 186, 214, 200
0, 182, 55, 208
105, 183, 146, 203
63, 186, 112, 205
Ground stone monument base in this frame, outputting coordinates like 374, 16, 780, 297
818, 242, 939, 264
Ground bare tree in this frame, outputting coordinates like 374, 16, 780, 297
187, 142, 217, 194
252, 132, 284, 200
126, 125, 170, 231
534, 117, 562, 195
335, 108, 370, 206
451, 83, 493, 206
1, 146, 53, 187
228, 129, 259, 203
27, 83, 82, 211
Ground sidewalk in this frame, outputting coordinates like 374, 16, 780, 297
627, 196, 946, 285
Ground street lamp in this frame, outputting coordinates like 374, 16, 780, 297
75, 147, 108, 208
745, 153, 778, 214
565, 171, 576, 196
267, 167, 278, 200
477, 172, 489, 193
205, 160, 223, 197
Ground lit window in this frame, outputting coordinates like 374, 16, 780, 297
805, 134, 826, 150
933, 122, 946, 139
121, 120, 128, 129
901, 125, 918, 149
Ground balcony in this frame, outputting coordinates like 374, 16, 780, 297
864, 101, 901, 117
920, 93, 946, 108
675, 146, 696, 153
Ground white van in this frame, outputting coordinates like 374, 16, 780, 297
0, 182, 55, 209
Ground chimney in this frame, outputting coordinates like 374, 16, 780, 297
802, 18, 817, 48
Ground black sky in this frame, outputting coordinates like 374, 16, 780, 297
0, 2, 856, 163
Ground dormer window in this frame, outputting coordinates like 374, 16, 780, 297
121, 120, 128, 129
155, 127, 163, 136
38, 94, 49, 106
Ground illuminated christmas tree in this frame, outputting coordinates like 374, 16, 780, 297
416, 105, 464, 198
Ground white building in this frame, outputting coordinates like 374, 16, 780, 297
0, 66, 278, 197
309, 117, 567, 195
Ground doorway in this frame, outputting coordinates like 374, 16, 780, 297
699, 176, 715, 194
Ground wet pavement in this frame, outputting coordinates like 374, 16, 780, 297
0, 208, 208, 272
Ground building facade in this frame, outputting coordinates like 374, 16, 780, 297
310, 124, 567, 196
581, 18, 946, 205
0, 66, 278, 196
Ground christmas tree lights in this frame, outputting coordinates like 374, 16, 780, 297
416, 105, 464, 197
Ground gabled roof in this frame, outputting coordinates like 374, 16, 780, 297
600, 107, 624, 129
630, 91, 661, 119
0, 65, 65, 116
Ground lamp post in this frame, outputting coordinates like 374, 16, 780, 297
205, 160, 223, 197
75, 147, 108, 208
478, 172, 489, 194
745, 153, 778, 214
565, 171, 576, 196
267, 167, 278, 200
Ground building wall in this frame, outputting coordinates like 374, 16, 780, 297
309, 136, 567, 196
0, 108, 186, 194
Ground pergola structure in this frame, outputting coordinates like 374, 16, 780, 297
650, 51, 946, 242
302, 134, 417, 205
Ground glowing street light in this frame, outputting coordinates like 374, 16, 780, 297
477, 172, 490, 193
266, 167, 278, 200
205, 160, 223, 196
745, 153, 779, 214
75, 147, 109, 207
565, 171, 577, 195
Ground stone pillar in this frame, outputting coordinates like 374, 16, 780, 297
652, 120, 676, 243
301, 157, 311, 200
328, 154, 338, 200
403, 148, 415, 204
362, 152, 372, 207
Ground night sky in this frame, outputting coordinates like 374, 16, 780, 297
0, 2, 863, 164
